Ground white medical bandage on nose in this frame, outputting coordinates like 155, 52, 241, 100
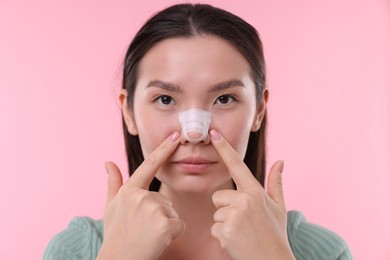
178, 108, 211, 143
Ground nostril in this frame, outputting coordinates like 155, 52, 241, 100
187, 131, 202, 140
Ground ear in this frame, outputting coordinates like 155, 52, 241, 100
119, 89, 138, 135
251, 88, 269, 132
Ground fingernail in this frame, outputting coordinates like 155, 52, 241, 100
210, 129, 221, 141
170, 131, 180, 142
279, 160, 284, 174
105, 162, 109, 174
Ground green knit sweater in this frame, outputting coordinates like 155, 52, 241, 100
43, 211, 352, 259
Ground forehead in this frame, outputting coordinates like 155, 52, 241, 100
137, 35, 252, 85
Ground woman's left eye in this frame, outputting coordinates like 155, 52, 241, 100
215, 94, 236, 105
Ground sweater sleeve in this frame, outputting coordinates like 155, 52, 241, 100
287, 211, 352, 260
43, 217, 104, 260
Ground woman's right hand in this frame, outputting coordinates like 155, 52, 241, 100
97, 132, 185, 260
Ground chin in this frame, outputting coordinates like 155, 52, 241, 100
157, 174, 233, 195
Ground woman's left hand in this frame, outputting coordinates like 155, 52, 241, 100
210, 129, 295, 260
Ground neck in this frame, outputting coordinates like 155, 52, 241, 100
159, 180, 234, 237
160, 187, 217, 233
158, 182, 234, 259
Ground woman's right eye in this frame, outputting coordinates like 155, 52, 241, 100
154, 95, 176, 106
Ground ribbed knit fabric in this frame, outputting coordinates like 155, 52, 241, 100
287, 211, 352, 260
43, 210, 352, 259
43, 217, 103, 260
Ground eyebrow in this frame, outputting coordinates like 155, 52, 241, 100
145, 79, 245, 93
146, 80, 183, 93
208, 79, 245, 92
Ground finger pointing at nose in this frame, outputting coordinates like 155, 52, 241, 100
128, 131, 180, 189
209, 129, 258, 190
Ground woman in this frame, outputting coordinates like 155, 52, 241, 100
44, 4, 352, 259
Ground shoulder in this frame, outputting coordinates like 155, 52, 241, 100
287, 210, 352, 260
43, 217, 103, 260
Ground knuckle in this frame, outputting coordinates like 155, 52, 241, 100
162, 237, 172, 248
158, 218, 175, 239
218, 239, 227, 250
211, 191, 222, 203
156, 223, 174, 248
228, 208, 241, 220
158, 218, 169, 232
132, 189, 150, 204
147, 201, 162, 215
221, 223, 235, 239
211, 224, 228, 249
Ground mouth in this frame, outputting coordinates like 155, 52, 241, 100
174, 156, 215, 164
172, 156, 217, 172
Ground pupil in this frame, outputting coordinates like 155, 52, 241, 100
219, 95, 228, 104
161, 96, 171, 104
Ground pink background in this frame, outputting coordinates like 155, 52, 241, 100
1, 0, 389, 259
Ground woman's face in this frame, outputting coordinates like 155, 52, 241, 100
122, 35, 266, 194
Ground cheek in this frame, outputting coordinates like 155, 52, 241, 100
136, 111, 179, 157
212, 111, 253, 158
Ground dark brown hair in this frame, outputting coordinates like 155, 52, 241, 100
121, 3, 267, 191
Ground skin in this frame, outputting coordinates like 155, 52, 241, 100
97, 36, 295, 259
126, 36, 263, 195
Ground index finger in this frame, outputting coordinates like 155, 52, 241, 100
210, 129, 259, 190
128, 131, 180, 189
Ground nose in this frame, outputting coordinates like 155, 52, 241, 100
178, 108, 211, 145
179, 132, 211, 145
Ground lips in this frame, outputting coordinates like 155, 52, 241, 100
173, 156, 216, 164
172, 156, 217, 172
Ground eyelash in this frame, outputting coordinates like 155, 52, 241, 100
154, 95, 176, 106
153, 94, 237, 107
214, 94, 237, 105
